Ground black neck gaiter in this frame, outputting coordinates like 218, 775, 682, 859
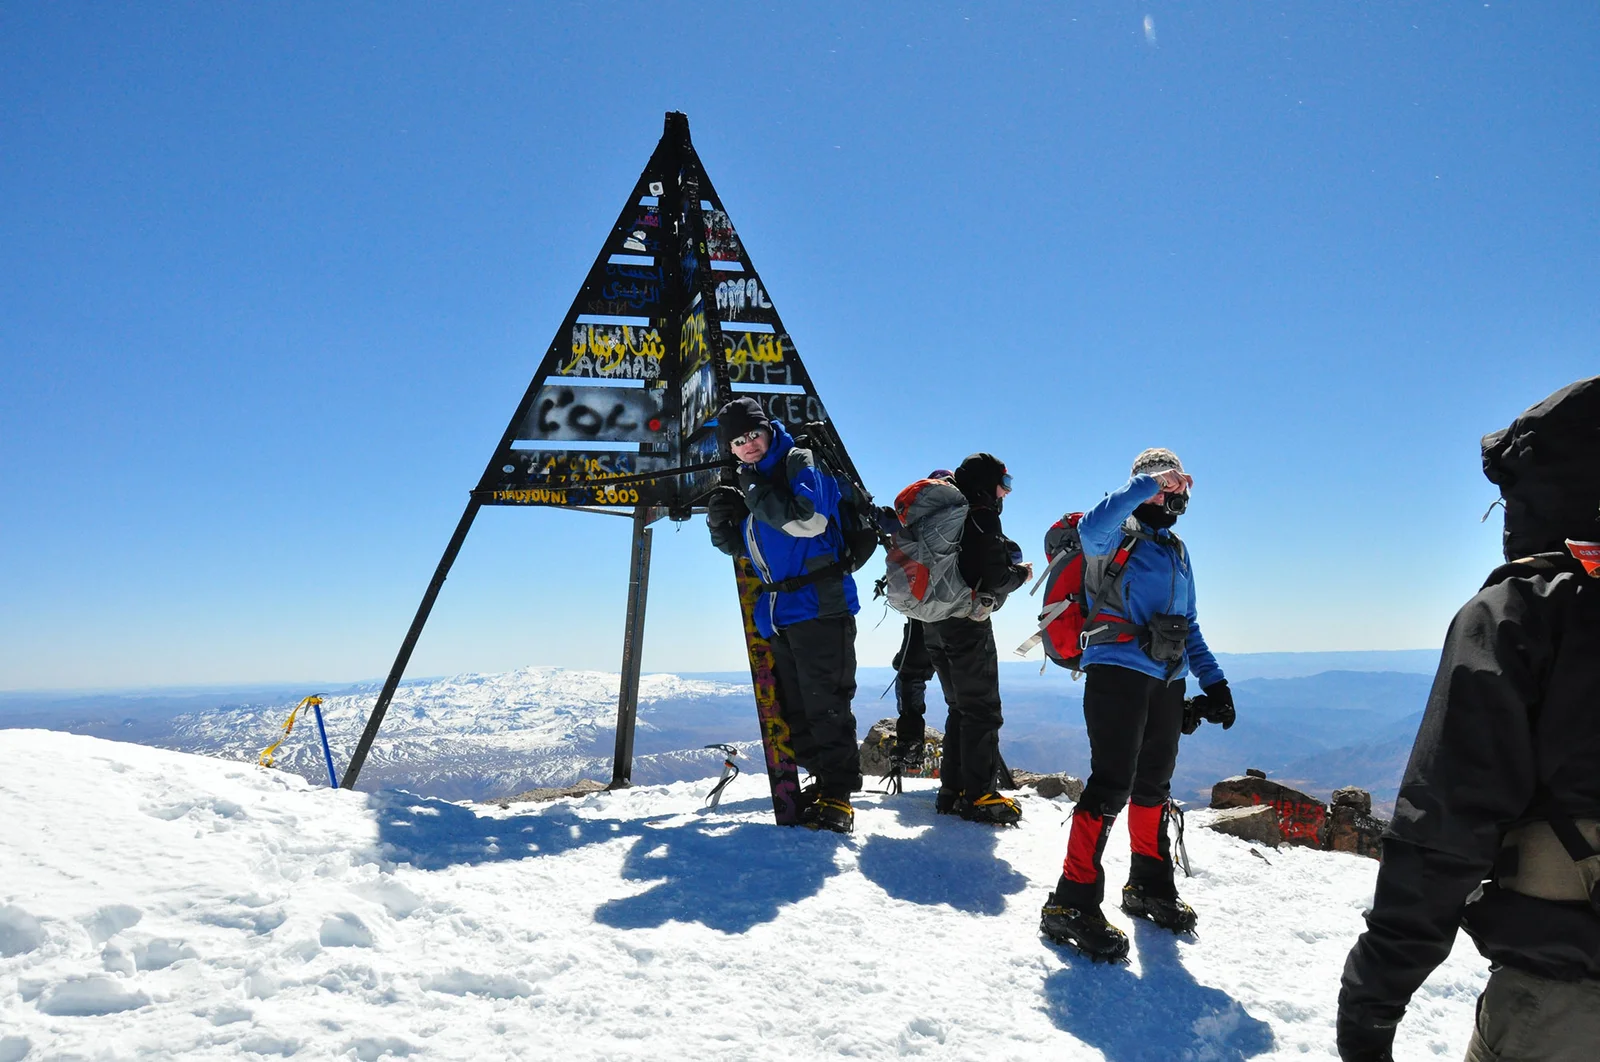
1134, 503, 1178, 530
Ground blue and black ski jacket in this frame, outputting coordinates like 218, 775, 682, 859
711, 421, 860, 638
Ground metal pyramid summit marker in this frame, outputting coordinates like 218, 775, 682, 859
471, 109, 838, 515
340, 113, 863, 824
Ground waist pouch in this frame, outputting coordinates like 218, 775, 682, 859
1145, 612, 1190, 664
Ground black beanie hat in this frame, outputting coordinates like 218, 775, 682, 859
953, 453, 1008, 505
1481, 375, 1600, 560
714, 397, 772, 452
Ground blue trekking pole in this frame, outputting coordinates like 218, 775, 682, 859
258, 695, 341, 788
310, 697, 340, 788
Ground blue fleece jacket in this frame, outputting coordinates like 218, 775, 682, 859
1078, 473, 1225, 687
736, 422, 860, 638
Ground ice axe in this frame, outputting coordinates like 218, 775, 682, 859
703, 744, 741, 809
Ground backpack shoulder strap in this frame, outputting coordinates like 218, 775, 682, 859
1081, 533, 1141, 630
1483, 551, 1582, 590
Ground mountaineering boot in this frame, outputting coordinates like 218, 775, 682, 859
958, 791, 1022, 826
935, 788, 962, 815
891, 741, 924, 772
1120, 883, 1198, 934
796, 780, 820, 817
1039, 898, 1130, 962
805, 797, 855, 834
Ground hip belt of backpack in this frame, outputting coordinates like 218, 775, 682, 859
1495, 815, 1600, 914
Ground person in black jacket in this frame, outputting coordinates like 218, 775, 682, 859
1337, 376, 1600, 1062
925, 453, 1032, 825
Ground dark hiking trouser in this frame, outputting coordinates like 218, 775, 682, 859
923, 616, 1005, 801
892, 620, 942, 759
1055, 664, 1186, 908
769, 614, 863, 800
1463, 965, 1600, 1062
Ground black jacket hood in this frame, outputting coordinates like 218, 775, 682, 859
953, 453, 1008, 510
1482, 375, 1600, 560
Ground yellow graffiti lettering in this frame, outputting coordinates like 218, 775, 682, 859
491, 489, 570, 505
679, 309, 709, 370
723, 331, 785, 366
564, 325, 664, 377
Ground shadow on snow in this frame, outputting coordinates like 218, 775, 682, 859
369, 791, 843, 935
1041, 921, 1274, 1062
853, 795, 1029, 915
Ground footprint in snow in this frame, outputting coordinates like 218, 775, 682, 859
320, 912, 375, 948
0, 905, 46, 957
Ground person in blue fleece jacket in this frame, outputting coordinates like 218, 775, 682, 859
1040, 447, 1234, 961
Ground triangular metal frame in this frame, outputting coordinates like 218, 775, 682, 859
340, 113, 866, 825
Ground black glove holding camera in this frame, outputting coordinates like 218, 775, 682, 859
1200, 679, 1235, 729
1181, 680, 1236, 735
705, 486, 748, 528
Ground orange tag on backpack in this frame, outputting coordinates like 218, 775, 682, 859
1567, 540, 1600, 576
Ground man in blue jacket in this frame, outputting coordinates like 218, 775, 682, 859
1040, 447, 1234, 961
704, 397, 862, 833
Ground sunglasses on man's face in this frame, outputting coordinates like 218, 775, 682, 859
731, 429, 765, 448
1000, 473, 1014, 491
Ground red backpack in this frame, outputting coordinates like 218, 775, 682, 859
1013, 513, 1139, 671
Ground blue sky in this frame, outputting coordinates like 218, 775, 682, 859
2, 3, 1595, 690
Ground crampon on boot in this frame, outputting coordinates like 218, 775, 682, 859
934, 788, 961, 815
804, 797, 854, 834
1039, 900, 1130, 962
1120, 883, 1198, 934
958, 791, 1022, 826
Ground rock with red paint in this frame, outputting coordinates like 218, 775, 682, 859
1209, 770, 1329, 848
1206, 804, 1283, 847
1328, 787, 1388, 860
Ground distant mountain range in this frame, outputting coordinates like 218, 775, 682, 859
0, 650, 1439, 810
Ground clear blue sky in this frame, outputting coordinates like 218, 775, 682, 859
2, 3, 1595, 691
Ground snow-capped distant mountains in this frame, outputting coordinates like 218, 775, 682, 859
160, 667, 760, 800
4, 668, 753, 802
0, 656, 1436, 808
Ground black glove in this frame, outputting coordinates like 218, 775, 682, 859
876, 505, 901, 535
1200, 680, 1235, 729
704, 486, 747, 528
1335, 1010, 1397, 1062
1181, 697, 1205, 735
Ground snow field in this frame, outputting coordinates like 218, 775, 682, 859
0, 730, 1485, 1061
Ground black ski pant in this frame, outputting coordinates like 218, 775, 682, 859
892, 620, 946, 759
769, 614, 863, 800
1057, 663, 1186, 907
923, 615, 1006, 800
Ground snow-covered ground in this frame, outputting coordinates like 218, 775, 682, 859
0, 730, 1487, 1061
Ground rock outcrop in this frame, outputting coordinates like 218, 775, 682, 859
1206, 805, 1282, 847
858, 719, 943, 779
1008, 770, 1084, 801
1211, 772, 1329, 848
1328, 787, 1387, 858
1209, 770, 1388, 860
